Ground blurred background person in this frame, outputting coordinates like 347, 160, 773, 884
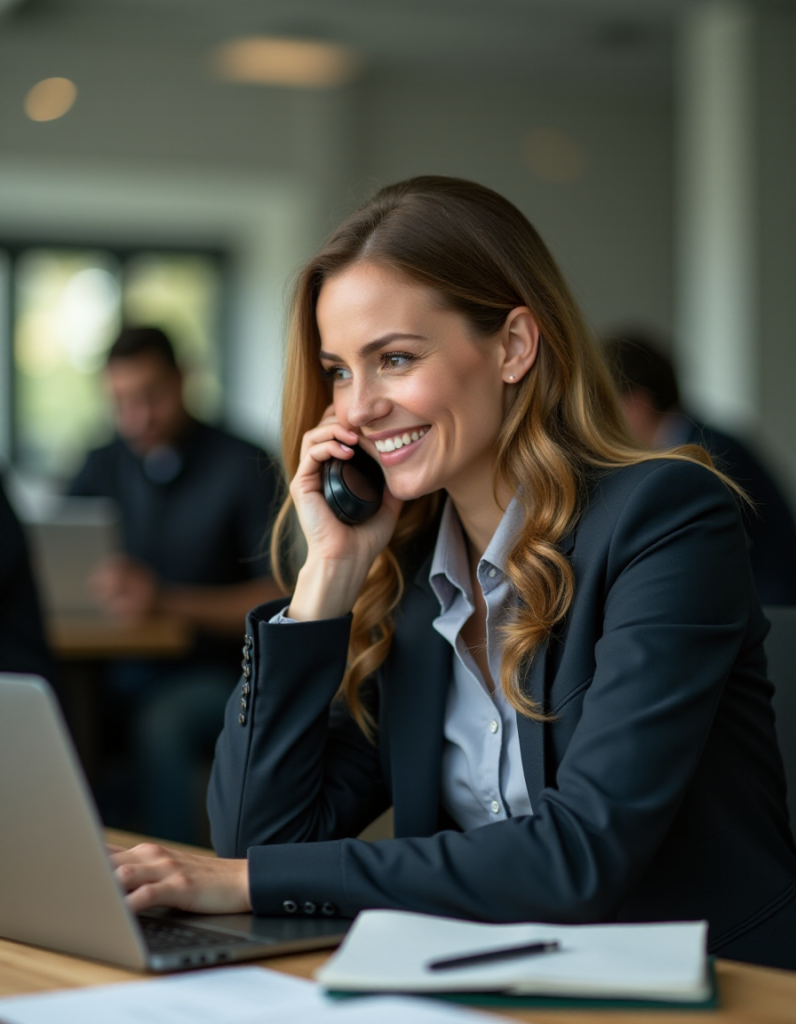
0, 471, 58, 687
605, 332, 796, 607
69, 326, 283, 842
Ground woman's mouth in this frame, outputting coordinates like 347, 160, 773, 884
373, 426, 429, 453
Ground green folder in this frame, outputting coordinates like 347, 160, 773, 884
328, 958, 718, 1012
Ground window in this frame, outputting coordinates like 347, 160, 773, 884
2, 243, 227, 480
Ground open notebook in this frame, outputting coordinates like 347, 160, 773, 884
316, 910, 712, 1006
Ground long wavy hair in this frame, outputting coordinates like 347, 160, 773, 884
271, 176, 723, 735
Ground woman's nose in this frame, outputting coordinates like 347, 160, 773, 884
340, 378, 391, 429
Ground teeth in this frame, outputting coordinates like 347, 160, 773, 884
374, 427, 428, 453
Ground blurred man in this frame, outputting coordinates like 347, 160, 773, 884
70, 326, 282, 841
605, 332, 796, 606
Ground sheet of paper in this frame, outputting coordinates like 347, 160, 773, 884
0, 968, 495, 1024
0, 967, 319, 1024
272, 996, 499, 1024
317, 910, 710, 1001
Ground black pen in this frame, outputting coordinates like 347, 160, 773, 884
427, 939, 561, 972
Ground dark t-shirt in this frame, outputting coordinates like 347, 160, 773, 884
0, 475, 58, 684
69, 419, 280, 664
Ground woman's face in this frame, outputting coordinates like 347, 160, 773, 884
315, 262, 514, 507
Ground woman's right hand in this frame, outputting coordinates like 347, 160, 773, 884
287, 407, 403, 621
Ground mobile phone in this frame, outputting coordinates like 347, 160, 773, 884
322, 445, 385, 525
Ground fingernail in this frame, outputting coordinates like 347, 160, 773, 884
340, 444, 353, 452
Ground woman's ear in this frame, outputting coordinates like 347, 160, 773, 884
501, 307, 539, 384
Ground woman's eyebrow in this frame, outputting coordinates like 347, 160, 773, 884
319, 333, 427, 362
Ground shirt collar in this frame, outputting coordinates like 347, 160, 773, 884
429, 495, 523, 611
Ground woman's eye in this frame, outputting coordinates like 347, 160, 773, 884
321, 365, 351, 382
382, 352, 413, 370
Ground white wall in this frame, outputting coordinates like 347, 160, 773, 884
362, 74, 674, 339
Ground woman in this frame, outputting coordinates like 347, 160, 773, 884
112, 177, 796, 968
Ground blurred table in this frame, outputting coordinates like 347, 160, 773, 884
1, 830, 795, 1021
48, 613, 192, 660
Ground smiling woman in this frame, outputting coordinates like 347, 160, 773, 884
112, 177, 796, 971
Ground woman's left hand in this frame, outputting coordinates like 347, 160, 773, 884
110, 843, 251, 915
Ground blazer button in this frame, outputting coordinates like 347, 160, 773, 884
321, 902, 337, 917
242, 682, 251, 697
302, 901, 317, 915
282, 899, 298, 914
243, 634, 253, 652
238, 713, 247, 726
240, 695, 248, 711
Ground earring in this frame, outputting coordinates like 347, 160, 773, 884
508, 374, 516, 381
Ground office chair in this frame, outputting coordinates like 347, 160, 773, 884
763, 606, 796, 838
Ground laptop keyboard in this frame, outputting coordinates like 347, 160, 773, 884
139, 916, 255, 952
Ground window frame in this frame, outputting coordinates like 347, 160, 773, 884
0, 237, 233, 474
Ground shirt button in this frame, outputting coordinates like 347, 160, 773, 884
488, 567, 497, 578
282, 900, 298, 914
490, 800, 501, 814
489, 720, 499, 734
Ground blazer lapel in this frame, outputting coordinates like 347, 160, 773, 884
383, 564, 451, 838
517, 524, 576, 808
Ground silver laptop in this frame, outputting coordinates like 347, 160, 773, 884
22, 498, 120, 615
0, 674, 350, 972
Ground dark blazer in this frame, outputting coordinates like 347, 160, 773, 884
208, 459, 796, 959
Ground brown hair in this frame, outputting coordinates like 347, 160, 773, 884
272, 176, 722, 734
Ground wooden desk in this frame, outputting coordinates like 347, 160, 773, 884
1, 832, 794, 1023
48, 614, 192, 660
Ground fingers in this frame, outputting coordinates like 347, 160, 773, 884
110, 844, 251, 915
299, 422, 358, 463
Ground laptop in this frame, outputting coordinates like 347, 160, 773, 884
22, 498, 120, 615
0, 674, 350, 972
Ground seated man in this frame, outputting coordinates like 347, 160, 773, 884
70, 326, 282, 842
605, 332, 796, 606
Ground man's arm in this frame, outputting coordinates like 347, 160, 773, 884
88, 556, 284, 635
156, 576, 285, 635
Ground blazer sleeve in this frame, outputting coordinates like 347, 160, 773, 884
207, 599, 390, 859
240, 462, 759, 922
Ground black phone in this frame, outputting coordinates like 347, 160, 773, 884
322, 445, 385, 525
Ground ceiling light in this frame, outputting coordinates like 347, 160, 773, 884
212, 37, 358, 89
24, 77, 77, 122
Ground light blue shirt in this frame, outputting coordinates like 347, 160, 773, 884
270, 496, 533, 832
429, 496, 532, 831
